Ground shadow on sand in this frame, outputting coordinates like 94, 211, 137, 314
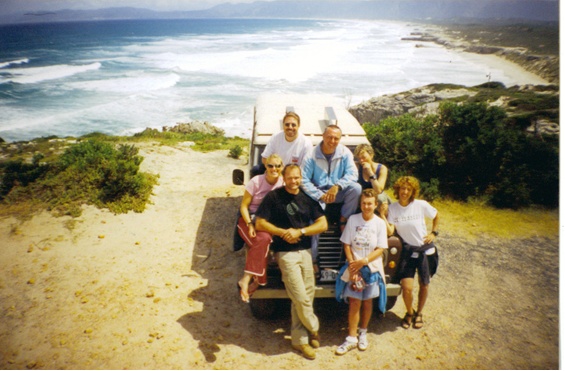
176, 196, 403, 364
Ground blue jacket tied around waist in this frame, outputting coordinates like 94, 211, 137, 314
335, 263, 387, 313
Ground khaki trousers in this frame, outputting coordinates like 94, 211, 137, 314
276, 249, 320, 346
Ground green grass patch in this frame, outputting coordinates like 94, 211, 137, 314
431, 198, 558, 241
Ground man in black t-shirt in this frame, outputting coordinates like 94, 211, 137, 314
256, 164, 328, 360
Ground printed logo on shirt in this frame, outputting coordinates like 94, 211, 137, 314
353, 225, 372, 255
390, 214, 420, 224
291, 155, 299, 164
286, 202, 300, 216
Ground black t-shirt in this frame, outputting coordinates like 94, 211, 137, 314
255, 187, 325, 252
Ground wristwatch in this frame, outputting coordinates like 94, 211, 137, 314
300, 228, 306, 236
369, 174, 377, 180
431, 231, 439, 236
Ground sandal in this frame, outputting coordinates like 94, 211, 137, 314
248, 278, 259, 297
401, 311, 414, 329
413, 311, 424, 329
238, 277, 259, 303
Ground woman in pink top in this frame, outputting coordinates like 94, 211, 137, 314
237, 154, 284, 302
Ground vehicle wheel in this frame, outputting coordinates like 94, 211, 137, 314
385, 295, 397, 311
249, 298, 287, 319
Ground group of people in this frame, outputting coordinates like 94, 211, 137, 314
235, 111, 440, 360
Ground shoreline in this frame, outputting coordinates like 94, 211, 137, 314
407, 23, 559, 84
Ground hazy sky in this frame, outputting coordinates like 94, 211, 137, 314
0, 0, 266, 14
1, 0, 551, 15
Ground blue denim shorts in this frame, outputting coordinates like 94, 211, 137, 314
343, 281, 380, 301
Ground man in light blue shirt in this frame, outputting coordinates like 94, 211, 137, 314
301, 125, 362, 229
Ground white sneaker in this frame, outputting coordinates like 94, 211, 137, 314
335, 338, 358, 355
358, 331, 368, 351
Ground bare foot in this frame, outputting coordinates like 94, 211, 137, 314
238, 278, 250, 303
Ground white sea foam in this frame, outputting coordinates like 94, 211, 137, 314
0, 58, 30, 69
66, 73, 180, 93
0, 19, 551, 142
1, 62, 101, 84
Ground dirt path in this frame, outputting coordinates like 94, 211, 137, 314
0, 144, 559, 369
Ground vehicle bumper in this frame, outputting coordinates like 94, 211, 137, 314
251, 283, 402, 299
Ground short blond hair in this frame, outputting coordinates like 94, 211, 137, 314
361, 188, 377, 200
265, 153, 283, 166
282, 164, 301, 177
354, 143, 374, 158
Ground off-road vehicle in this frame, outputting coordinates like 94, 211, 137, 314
233, 93, 403, 319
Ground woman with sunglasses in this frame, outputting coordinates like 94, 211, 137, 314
237, 154, 284, 302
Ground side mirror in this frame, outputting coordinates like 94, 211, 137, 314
232, 169, 244, 185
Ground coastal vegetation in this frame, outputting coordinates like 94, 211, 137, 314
363, 93, 559, 209
0, 131, 247, 218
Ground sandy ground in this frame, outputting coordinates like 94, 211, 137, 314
0, 142, 559, 369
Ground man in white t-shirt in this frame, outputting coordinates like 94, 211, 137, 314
251, 112, 313, 177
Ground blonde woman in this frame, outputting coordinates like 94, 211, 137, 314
237, 154, 284, 302
353, 143, 389, 204
354, 143, 393, 235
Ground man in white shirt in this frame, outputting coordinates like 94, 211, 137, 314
251, 112, 313, 177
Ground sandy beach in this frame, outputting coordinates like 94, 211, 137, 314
0, 133, 559, 369
460, 51, 550, 85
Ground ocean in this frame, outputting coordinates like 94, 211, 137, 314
0, 18, 548, 142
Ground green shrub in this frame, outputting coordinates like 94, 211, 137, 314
228, 145, 243, 159
363, 113, 444, 184
1, 140, 158, 217
0, 154, 50, 198
364, 100, 558, 209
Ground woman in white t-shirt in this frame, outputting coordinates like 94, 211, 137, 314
387, 176, 439, 330
335, 188, 388, 355
237, 154, 284, 302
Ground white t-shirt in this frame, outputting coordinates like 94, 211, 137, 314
340, 213, 388, 275
388, 199, 438, 255
261, 131, 313, 166
245, 174, 284, 214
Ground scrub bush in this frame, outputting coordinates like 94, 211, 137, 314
1, 140, 158, 217
364, 101, 559, 208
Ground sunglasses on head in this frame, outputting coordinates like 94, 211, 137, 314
267, 164, 282, 169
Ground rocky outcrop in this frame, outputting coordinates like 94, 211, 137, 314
349, 84, 559, 136
527, 119, 559, 136
349, 86, 476, 124
162, 121, 225, 136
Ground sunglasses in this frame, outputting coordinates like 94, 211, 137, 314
267, 164, 283, 169
284, 123, 298, 128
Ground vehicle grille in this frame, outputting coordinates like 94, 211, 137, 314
317, 226, 345, 270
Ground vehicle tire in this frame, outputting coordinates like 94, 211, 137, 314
385, 295, 397, 311
249, 298, 288, 319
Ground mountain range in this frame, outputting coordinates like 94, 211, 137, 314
0, 0, 559, 25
